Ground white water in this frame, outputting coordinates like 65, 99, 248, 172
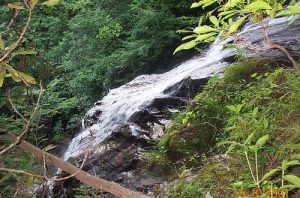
62, 16, 293, 161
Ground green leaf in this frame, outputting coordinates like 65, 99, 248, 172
40, 0, 59, 6
17, 71, 36, 85
242, 0, 272, 13
174, 40, 197, 54
255, 134, 269, 147
14, 49, 38, 55
261, 168, 280, 181
291, 153, 300, 160
194, 32, 217, 42
282, 160, 300, 170
182, 35, 198, 41
7, 3, 24, 9
5, 65, 21, 82
0, 37, 4, 50
249, 145, 259, 153
252, 107, 258, 117
209, 16, 219, 27
226, 105, 236, 112
0, 67, 6, 87
285, 175, 300, 187
191, 0, 210, 8
229, 16, 247, 33
193, 25, 218, 34
277, 5, 300, 16
43, 144, 57, 152
29, 0, 39, 9
244, 132, 255, 145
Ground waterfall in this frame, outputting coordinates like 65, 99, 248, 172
62, 15, 298, 162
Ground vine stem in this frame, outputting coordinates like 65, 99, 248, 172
245, 152, 257, 184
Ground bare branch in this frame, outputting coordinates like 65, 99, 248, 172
0, 9, 32, 63
0, 167, 45, 178
0, 82, 43, 155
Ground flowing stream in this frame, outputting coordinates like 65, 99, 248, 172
62, 16, 298, 161
39, 14, 300, 197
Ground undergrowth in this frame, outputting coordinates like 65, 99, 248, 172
145, 58, 300, 197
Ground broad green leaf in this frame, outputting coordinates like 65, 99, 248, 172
209, 16, 219, 27
17, 71, 36, 85
291, 153, 300, 160
43, 144, 57, 152
174, 40, 197, 54
194, 32, 217, 42
218, 10, 236, 17
252, 107, 258, 117
244, 132, 255, 145
249, 145, 259, 153
283, 144, 300, 150
263, 118, 269, 129
285, 175, 300, 187
229, 16, 247, 33
40, 0, 59, 6
226, 105, 236, 112
182, 35, 198, 41
0, 37, 4, 50
7, 3, 24, 9
261, 168, 280, 181
282, 160, 300, 170
191, 0, 210, 8
277, 5, 300, 16
203, 0, 217, 8
14, 49, 37, 55
5, 65, 21, 82
193, 25, 218, 34
29, 0, 39, 9
255, 134, 269, 147
0, 68, 6, 87
226, 144, 236, 154
242, 0, 272, 13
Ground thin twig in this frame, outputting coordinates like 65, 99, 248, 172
43, 129, 95, 182
0, 167, 45, 178
0, 82, 43, 155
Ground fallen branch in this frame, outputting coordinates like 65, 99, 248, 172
0, 129, 150, 198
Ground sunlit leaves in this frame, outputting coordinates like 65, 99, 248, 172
285, 175, 300, 187
29, 0, 39, 9
175, 0, 300, 54
0, 37, 4, 50
0, 67, 6, 87
209, 16, 219, 27
7, 2, 25, 10
193, 25, 218, 34
277, 5, 300, 16
241, 0, 272, 13
1, 64, 36, 87
40, 0, 60, 7
229, 16, 247, 33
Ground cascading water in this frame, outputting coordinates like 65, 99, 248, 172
39, 15, 300, 197
62, 16, 299, 161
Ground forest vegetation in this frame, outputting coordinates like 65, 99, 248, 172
0, 0, 300, 197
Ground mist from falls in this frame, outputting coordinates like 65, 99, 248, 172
62, 16, 293, 161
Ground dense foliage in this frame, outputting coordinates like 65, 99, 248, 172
146, 59, 300, 197
0, 0, 198, 196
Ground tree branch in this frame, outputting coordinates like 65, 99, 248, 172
0, 130, 150, 198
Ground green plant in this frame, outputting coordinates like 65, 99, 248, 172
174, 0, 300, 67
220, 133, 300, 195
